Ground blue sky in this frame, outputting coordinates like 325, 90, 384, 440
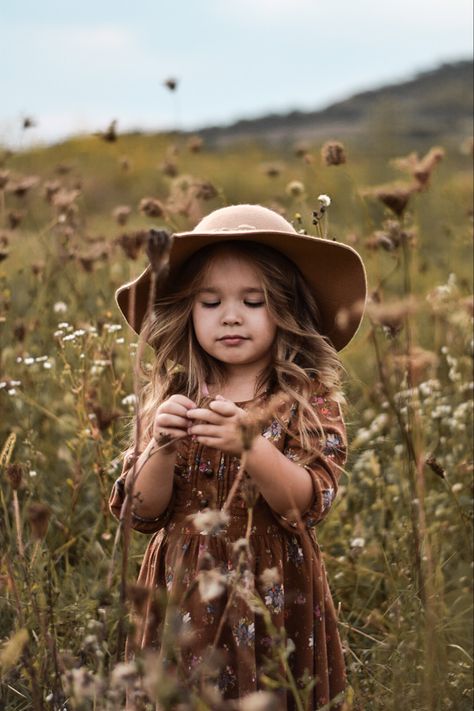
1, 0, 472, 147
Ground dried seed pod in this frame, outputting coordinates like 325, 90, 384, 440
27, 502, 51, 540
6, 463, 24, 490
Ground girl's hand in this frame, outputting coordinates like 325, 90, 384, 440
153, 395, 197, 453
186, 396, 248, 455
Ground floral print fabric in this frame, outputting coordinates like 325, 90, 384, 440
109, 379, 348, 710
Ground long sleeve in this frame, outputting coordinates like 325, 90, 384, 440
108, 449, 176, 534
269, 383, 348, 532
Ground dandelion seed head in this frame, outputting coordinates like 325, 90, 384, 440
317, 194, 331, 207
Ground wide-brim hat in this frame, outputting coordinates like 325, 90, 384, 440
115, 203, 368, 352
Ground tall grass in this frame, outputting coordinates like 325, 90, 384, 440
0, 131, 472, 710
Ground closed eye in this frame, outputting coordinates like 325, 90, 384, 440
201, 302, 265, 308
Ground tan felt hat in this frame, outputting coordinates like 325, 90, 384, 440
115, 203, 368, 352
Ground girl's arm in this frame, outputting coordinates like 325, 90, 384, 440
246, 388, 347, 532
128, 438, 178, 517
244, 437, 314, 517
108, 438, 178, 533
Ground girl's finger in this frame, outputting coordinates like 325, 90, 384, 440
208, 400, 239, 415
155, 413, 189, 429
188, 424, 222, 437
186, 408, 223, 424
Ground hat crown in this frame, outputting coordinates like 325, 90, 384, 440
191, 203, 298, 235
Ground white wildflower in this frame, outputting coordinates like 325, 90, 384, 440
240, 690, 281, 711
29, 470, 37, 477
317, 194, 331, 207
121, 394, 137, 406
350, 537, 365, 548
451, 483, 463, 493
24, 357, 35, 365
53, 301, 68, 313
259, 567, 280, 587
198, 568, 227, 602
43, 362, 52, 369
111, 661, 138, 688
190, 509, 230, 536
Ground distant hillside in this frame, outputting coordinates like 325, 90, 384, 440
193, 59, 473, 151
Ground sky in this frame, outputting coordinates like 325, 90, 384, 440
1, 0, 473, 148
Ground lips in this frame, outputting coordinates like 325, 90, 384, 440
219, 336, 248, 343
219, 336, 248, 341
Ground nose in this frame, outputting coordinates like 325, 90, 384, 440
221, 303, 243, 325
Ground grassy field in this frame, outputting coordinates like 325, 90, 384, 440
0, 129, 472, 710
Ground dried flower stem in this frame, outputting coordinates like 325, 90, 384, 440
12, 490, 24, 556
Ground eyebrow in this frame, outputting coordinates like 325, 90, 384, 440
197, 287, 264, 294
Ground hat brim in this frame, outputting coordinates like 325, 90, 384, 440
115, 229, 367, 352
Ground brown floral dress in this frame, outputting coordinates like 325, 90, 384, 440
109, 379, 348, 710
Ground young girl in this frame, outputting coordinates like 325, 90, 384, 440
109, 204, 367, 710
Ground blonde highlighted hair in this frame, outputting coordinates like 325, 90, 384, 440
124, 240, 348, 463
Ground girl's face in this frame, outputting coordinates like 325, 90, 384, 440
191, 253, 277, 381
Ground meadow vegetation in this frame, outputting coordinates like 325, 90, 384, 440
0, 127, 472, 710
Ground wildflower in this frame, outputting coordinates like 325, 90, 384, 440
63, 667, 104, 702
389, 346, 439, 385
143, 229, 173, 280
7, 463, 24, 490
8, 211, 22, 229
321, 140, 346, 166
121, 394, 137, 406
115, 229, 147, 260
232, 538, 250, 555
189, 509, 230, 535
53, 301, 67, 314
164, 77, 178, 91
112, 205, 131, 226
425, 456, 446, 479
390, 146, 445, 189
198, 568, 227, 602
317, 193, 331, 207
6, 175, 40, 197
240, 690, 281, 710
285, 180, 305, 197
51, 188, 81, 212
259, 566, 280, 587
139, 197, 165, 218
361, 180, 420, 217
261, 162, 284, 178
160, 159, 178, 177
365, 295, 418, 337
350, 537, 365, 548
111, 661, 139, 688
451, 483, 463, 493
43, 180, 61, 203
187, 135, 203, 152
27, 502, 51, 540
293, 141, 310, 157
97, 119, 118, 142
241, 474, 260, 507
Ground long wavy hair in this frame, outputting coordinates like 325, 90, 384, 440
124, 239, 348, 463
